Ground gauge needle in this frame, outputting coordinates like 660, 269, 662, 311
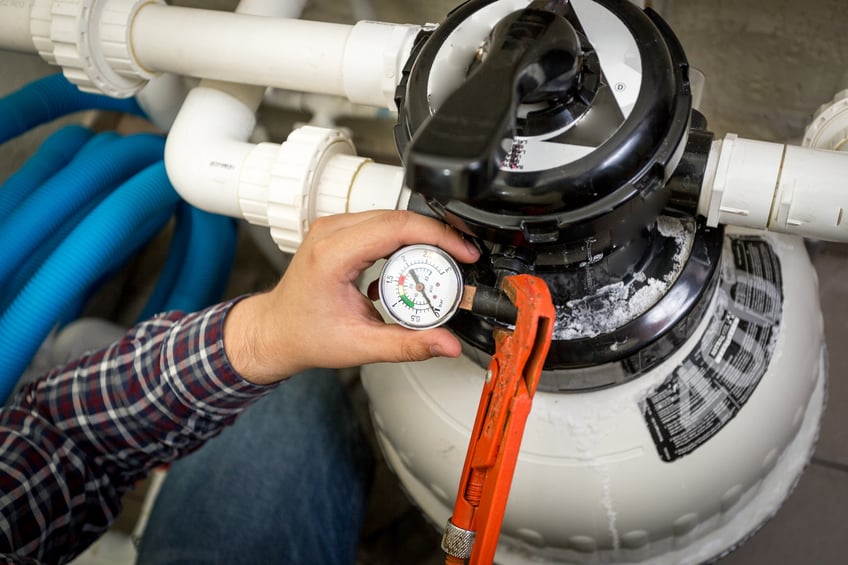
409, 269, 438, 314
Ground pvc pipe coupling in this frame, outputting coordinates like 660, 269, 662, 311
699, 133, 848, 242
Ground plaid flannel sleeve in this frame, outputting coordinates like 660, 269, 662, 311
0, 298, 277, 563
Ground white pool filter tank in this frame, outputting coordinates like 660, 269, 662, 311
361, 0, 827, 563
363, 228, 824, 564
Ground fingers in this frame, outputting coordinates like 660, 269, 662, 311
311, 211, 480, 271
306, 209, 384, 234
365, 211, 479, 263
366, 325, 463, 363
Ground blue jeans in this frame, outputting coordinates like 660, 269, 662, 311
136, 369, 374, 564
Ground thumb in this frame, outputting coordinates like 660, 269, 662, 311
371, 325, 463, 363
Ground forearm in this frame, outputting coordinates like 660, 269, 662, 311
0, 298, 276, 561
0, 209, 481, 561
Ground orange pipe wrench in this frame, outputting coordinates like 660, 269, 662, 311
442, 274, 555, 565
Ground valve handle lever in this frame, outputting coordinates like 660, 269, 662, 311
442, 274, 555, 565
405, 1, 583, 204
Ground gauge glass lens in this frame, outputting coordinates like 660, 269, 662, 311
379, 244, 463, 330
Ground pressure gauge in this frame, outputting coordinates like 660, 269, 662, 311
379, 244, 464, 330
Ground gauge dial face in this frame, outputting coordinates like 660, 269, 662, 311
379, 244, 463, 330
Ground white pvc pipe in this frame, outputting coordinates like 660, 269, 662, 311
262, 90, 391, 128
135, 73, 188, 131
0, 0, 418, 108
772, 145, 848, 240
164, 0, 307, 217
348, 161, 406, 213
132, 6, 348, 96
0, 0, 35, 52
700, 133, 848, 242
238, 0, 308, 16
130, 6, 350, 94
131, 4, 418, 108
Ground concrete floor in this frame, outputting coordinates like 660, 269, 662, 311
2, 1, 847, 564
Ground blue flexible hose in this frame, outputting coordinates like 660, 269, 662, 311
0, 133, 165, 292
0, 125, 94, 223
59, 201, 236, 326
162, 206, 238, 314
57, 205, 176, 326
137, 201, 193, 321
0, 188, 104, 314
0, 73, 145, 144
0, 133, 120, 309
0, 133, 122, 311
0, 162, 179, 402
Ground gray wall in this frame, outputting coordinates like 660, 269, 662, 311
664, 0, 848, 142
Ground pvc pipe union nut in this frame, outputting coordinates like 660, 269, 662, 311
803, 89, 848, 151
239, 126, 369, 254
30, 0, 161, 98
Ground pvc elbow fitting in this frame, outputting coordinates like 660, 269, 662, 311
164, 86, 257, 218
166, 86, 406, 253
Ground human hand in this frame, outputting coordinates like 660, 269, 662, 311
224, 210, 480, 385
